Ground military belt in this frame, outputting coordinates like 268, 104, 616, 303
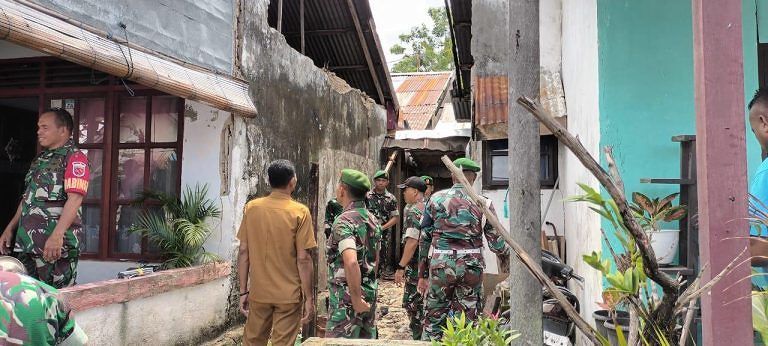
432, 249, 482, 255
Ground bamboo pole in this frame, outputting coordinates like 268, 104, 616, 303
383, 151, 398, 174
440, 155, 602, 345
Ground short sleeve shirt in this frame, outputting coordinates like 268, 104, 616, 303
0, 271, 88, 345
749, 158, 768, 289
365, 190, 399, 224
237, 192, 317, 304
15, 141, 89, 257
326, 201, 381, 302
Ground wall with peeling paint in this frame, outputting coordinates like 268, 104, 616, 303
29, 0, 235, 72
235, 0, 387, 289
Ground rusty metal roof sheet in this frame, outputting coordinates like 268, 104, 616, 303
473, 75, 566, 140
394, 72, 452, 130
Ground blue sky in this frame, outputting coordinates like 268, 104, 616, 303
369, 0, 445, 68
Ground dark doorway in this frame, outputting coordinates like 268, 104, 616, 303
0, 97, 38, 231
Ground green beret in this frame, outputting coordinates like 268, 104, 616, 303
421, 175, 433, 184
373, 170, 388, 180
453, 157, 481, 172
341, 169, 371, 191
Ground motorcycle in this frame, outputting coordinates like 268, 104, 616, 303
493, 250, 582, 346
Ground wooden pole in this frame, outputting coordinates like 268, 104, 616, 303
691, 0, 753, 343
507, 0, 542, 343
345, 0, 386, 105
383, 151, 398, 174
277, 0, 283, 33
300, 0, 305, 54
441, 156, 602, 345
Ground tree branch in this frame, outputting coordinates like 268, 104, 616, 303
517, 96, 679, 295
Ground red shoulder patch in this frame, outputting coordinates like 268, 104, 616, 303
64, 151, 90, 195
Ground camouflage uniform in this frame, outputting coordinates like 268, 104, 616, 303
0, 271, 88, 345
365, 190, 398, 273
324, 198, 344, 239
326, 200, 382, 339
401, 200, 425, 340
14, 140, 89, 289
418, 184, 509, 341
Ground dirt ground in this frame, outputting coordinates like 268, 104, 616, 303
375, 280, 413, 340
203, 280, 413, 345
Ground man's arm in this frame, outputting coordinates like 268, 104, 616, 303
297, 247, 314, 323
43, 194, 83, 262
296, 208, 317, 324
0, 202, 22, 254
482, 202, 510, 255
418, 212, 434, 279
237, 241, 250, 316
381, 215, 399, 231
398, 238, 418, 267
342, 248, 370, 313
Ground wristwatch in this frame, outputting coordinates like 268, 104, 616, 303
396, 264, 406, 270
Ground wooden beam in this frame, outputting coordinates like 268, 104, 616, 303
345, 0, 385, 105
692, 0, 753, 344
283, 28, 362, 37
328, 65, 368, 71
277, 0, 283, 33
368, 17, 399, 111
507, 0, 542, 344
300, 0, 305, 54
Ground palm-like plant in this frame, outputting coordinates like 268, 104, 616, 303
630, 192, 687, 232
131, 184, 222, 269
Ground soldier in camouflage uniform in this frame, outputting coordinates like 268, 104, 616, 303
417, 158, 509, 341
324, 198, 344, 239
0, 109, 89, 289
326, 169, 382, 339
0, 256, 88, 345
394, 177, 428, 340
365, 170, 399, 278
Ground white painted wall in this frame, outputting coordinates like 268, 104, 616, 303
561, 0, 603, 341
180, 101, 237, 261
73, 278, 230, 345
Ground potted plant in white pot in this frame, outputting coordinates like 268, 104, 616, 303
630, 192, 687, 265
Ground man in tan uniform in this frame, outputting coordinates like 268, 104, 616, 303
237, 160, 317, 346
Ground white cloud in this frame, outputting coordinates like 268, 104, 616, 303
370, 0, 445, 68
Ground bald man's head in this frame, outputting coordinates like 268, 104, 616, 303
749, 88, 768, 153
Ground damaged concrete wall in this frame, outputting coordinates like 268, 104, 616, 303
237, 0, 386, 287
29, 0, 235, 72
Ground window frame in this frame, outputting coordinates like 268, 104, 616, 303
0, 57, 184, 261
482, 135, 559, 190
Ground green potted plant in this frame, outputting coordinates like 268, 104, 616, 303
130, 184, 222, 269
630, 192, 687, 265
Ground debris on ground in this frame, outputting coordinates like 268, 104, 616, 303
204, 281, 413, 345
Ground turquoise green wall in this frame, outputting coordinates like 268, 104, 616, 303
596, 0, 760, 264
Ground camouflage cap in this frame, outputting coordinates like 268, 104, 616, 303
0, 256, 26, 274
373, 170, 388, 180
341, 169, 372, 191
420, 175, 434, 185
453, 157, 481, 172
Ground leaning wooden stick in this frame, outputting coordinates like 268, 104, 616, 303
440, 155, 603, 345
383, 151, 398, 174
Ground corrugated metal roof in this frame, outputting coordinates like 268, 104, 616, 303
269, 0, 397, 112
394, 72, 452, 130
473, 74, 508, 136
474, 75, 567, 140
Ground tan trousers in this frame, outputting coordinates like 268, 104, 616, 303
243, 301, 302, 346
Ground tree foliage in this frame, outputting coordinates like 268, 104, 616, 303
390, 7, 454, 73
